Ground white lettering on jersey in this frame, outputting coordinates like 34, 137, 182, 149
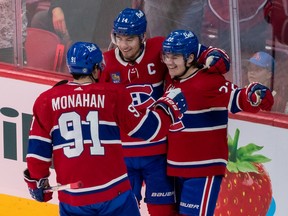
58, 111, 104, 158
128, 104, 140, 117
52, 94, 105, 111
219, 82, 237, 93
147, 63, 156, 75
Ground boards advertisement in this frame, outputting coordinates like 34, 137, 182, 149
1, 72, 287, 215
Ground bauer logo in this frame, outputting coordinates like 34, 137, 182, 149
180, 202, 200, 209
151, 191, 174, 197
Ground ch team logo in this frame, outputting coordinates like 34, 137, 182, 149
126, 84, 156, 110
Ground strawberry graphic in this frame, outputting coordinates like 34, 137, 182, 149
214, 128, 272, 216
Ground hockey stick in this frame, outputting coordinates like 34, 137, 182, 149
44, 181, 83, 193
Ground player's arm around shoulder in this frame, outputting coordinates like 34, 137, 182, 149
195, 68, 227, 91
115, 86, 187, 140
146, 36, 166, 49
198, 46, 231, 74
151, 36, 166, 43
112, 84, 165, 141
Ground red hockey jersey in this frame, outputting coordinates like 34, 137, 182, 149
26, 82, 170, 206
100, 37, 169, 157
165, 71, 260, 178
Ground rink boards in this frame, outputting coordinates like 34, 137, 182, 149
1, 66, 288, 215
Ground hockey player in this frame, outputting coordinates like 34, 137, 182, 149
161, 29, 274, 216
99, 8, 231, 216
23, 41, 187, 216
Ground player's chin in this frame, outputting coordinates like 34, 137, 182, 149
169, 72, 177, 79
120, 51, 134, 60
122, 54, 133, 61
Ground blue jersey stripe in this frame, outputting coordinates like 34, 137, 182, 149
182, 109, 228, 129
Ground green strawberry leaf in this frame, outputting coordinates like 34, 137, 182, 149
227, 128, 271, 174
236, 161, 259, 173
227, 161, 259, 173
227, 161, 239, 172
227, 135, 234, 159
229, 128, 240, 161
237, 143, 263, 157
227, 134, 233, 149
240, 154, 271, 163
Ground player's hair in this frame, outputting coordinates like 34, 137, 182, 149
113, 8, 147, 36
162, 30, 199, 60
66, 42, 105, 75
53, 80, 68, 87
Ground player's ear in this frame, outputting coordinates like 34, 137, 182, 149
141, 33, 147, 43
111, 31, 117, 45
186, 54, 195, 65
92, 67, 100, 82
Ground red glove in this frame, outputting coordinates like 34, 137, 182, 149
198, 47, 230, 74
154, 88, 187, 121
154, 88, 187, 131
246, 82, 274, 111
24, 169, 53, 202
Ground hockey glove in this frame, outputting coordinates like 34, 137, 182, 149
246, 82, 274, 111
154, 88, 187, 124
24, 169, 52, 202
198, 47, 230, 74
